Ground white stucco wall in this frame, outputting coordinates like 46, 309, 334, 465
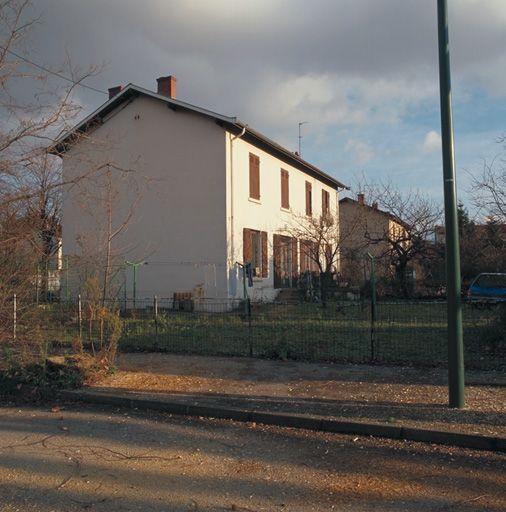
225, 133, 340, 301
62, 95, 228, 301
62, 93, 341, 304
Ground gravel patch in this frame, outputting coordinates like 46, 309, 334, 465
92, 353, 506, 437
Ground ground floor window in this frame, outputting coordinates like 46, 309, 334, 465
243, 228, 268, 277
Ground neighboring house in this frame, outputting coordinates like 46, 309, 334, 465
434, 223, 506, 245
339, 194, 409, 278
54, 75, 346, 302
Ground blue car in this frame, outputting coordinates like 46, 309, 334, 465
468, 273, 506, 303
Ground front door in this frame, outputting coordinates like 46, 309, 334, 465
273, 235, 297, 288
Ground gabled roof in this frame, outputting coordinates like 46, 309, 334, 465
339, 196, 409, 228
51, 83, 347, 190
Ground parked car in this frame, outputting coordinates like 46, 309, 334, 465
468, 273, 506, 303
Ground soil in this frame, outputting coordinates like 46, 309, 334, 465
90, 353, 506, 437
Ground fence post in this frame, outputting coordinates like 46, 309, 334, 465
78, 294, 82, 339
247, 297, 253, 357
153, 295, 159, 347
13, 293, 17, 341
366, 253, 377, 361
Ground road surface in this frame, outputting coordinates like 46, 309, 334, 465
0, 403, 504, 511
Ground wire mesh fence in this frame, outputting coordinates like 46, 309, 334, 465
1, 295, 504, 371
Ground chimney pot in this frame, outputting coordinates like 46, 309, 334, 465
357, 193, 365, 206
157, 75, 177, 99
372, 201, 378, 210
108, 85, 123, 99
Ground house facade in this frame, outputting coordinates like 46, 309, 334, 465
339, 194, 408, 280
56, 76, 345, 302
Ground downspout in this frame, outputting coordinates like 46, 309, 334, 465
335, 185, 346, 274
229, 125, 246, 291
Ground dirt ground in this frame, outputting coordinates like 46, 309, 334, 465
0, 403, 504, 512
92, 353, 506, 437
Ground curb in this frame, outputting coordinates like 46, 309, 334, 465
60, 390, 506, 453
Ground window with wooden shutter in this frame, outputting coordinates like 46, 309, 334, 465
305, 181, 312, 216
322, 189, 330, 215
261, 231, 268, 277
243, 228, 252, 264
280, 169, 289, 209
244, 228, 268, 278
291, 238, 298, 283
300, 240, 309, 273
249, 153, 260, 200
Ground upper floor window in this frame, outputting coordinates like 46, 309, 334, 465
322, 189, 330, 215
249, 153, 260, 200
305, 181, 312, 216
280, 169, 289, 209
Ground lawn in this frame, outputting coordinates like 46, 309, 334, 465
115, 301, 504, 369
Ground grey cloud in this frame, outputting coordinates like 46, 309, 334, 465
26, 0, 506, 143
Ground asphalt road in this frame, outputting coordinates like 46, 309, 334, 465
0, 403, 504, 512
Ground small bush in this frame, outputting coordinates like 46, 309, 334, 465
480, 303, 506, 354
0, 357, 86, 400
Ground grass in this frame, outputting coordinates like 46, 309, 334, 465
114, 301, 504, 369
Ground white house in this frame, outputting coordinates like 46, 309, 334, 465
55, 75, 346, 303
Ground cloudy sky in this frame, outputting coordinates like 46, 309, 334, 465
28, 0, 506, 206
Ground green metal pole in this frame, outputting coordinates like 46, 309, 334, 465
125, 260, 146, 312
437, 0, 465, 408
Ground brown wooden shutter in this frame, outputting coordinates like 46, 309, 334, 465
311, 241, 319, 272
261, 231, 268, 277
322, 189, 329, 214
291, 237, 298, 282
281, 169, 289, 209
300, 240, 308, 273
243, 228, 252, 263
305, 181, 312, 216
249, 153, 260, 200
273, 234, 282, 288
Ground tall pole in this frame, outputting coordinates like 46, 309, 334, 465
437, 0, 465, 408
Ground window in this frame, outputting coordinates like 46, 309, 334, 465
305, 181, 312, 216
243, 228, 268, 277
300, 240, 318, 273
280, 169, 289, 209
249, 153, 260, 200
322, 189, 330, 215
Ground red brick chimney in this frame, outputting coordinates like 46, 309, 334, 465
156, 75, 177, 99
108, 85, 123, 99
357, 193, 365, 206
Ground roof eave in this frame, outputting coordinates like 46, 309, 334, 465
50, 84, 348, 190
227, 121, 347, 190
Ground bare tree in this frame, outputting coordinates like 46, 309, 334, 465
360, 182, 442, 297
281, 209, 360, 304
0, 0, 108, 361
470, 136, 506, 223
73, 163, 143, 305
